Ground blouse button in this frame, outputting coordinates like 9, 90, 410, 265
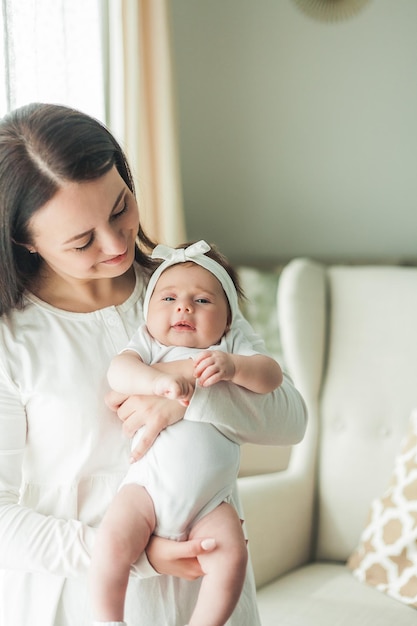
106, 313, 120, 327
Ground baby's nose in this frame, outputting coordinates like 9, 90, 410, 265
177, 300, 193, 312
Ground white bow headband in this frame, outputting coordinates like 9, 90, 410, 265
143, 240, 239, 321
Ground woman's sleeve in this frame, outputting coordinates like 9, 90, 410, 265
184, 311, 308, 445
0, 366, 156, 579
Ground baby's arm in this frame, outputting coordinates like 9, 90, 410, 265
107, 350, 195, 406
193, 351, 282, 394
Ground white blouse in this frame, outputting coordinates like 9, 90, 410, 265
0, 265, 307, 626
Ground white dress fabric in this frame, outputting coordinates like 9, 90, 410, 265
0, 265, 307, 626
120, 326, 258, 539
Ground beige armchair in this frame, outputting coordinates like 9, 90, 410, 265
238, 258, 417, 625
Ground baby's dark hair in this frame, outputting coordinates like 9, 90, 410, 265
175, 240, 246, 304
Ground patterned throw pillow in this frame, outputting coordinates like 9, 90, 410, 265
347, 410, 417, 609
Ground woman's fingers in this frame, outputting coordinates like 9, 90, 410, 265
130, 421, 163, 462
146, 535, 217, 580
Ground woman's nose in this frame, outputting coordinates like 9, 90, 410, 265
100, 226, 126, 255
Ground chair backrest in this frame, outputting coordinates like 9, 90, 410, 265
278, 259, 417, 562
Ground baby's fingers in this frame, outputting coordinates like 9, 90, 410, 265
193, 356, 214, 379
196, 367, 223, 388
177, 382, 195, 406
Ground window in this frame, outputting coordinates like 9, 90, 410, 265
0, 0, 105, 121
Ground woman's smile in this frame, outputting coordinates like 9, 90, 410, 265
101, 250, 129, 265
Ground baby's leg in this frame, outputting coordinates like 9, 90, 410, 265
90, 484, 155, 621
187, 502, 248, 626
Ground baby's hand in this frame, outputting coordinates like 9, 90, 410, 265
105, 389, 130, 411
193, 350, 236, 387
153, 374, 194, 406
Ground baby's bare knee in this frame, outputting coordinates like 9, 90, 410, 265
96, 528, 135, 569
228, 539, 248, 573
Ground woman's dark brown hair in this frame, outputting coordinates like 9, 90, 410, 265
0, 102, 156, 316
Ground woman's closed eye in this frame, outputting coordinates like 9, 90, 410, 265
74, 235, 94, 252
111, 202, 129, 220
74, 203, 129, 252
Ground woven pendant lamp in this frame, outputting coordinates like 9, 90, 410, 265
292, 0, 372, 23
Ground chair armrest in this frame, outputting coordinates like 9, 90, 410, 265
239, 466, 315, 588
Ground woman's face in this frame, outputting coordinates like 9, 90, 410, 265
27, 166, 140, 283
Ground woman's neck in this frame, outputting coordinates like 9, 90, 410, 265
30, 266, 136, 312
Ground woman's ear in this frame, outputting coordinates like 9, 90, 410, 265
12, 239, 37, 254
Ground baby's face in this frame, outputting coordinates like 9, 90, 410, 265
146, 262, 230, 348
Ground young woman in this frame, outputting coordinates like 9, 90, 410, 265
0, 102, 307, 626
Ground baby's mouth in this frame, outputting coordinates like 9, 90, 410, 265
172, 321, 196, 331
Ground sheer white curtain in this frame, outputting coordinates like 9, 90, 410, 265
0, 0, 105, 121
105, 0, 187, 246
0, 0, 186, 247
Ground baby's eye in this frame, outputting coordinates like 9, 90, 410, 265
163, 296, 176, 302
195, 298, 210, 304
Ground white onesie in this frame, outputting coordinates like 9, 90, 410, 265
119, 324, 258, 540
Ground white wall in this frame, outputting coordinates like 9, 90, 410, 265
170, 0, 417, 264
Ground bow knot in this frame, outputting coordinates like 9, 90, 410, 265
144, 239, 238, 322
151, 240, 211, 264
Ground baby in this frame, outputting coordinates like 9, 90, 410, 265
90, 240, 283, 626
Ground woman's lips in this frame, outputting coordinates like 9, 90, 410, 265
102, 250, 128, 265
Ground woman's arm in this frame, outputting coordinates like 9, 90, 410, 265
106, 391, 188, 462
0, 371, 214, 579
116, 364, 307, 448
187, 371, 307, 445
0, 375, 96, 577
118, 312, 307, 448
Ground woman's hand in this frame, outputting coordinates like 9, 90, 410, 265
106, 391, 186, 461
146, 535, 216, 580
